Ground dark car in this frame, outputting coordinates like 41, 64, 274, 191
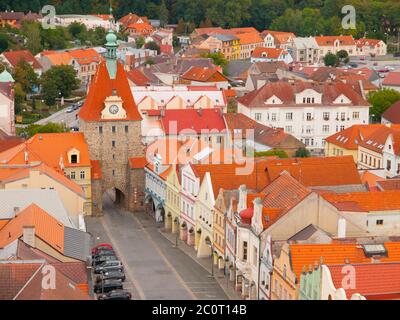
94, 261, 123, 274
96, 270, 125, 283
98, 290, 131, 300
94, 279, 123, 294
93, 255, 118, 266
92, 249, 115, 259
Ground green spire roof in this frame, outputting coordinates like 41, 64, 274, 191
104, 4, 118, 79
0, 69, 14, 83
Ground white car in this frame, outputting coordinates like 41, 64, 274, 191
65, 107, 74, 113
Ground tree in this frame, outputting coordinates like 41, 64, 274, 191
159, 0, 169, 27
21, 21, 43, 55
13, 60, 39, 94
145, 41, 161, 54
324, 52, 339, 67
201, 52, 228, 69
13, 83, 26, 114
176, 18, 186, 35
337, 49, 349, 64
41, 65, 80, 106
368, 89, 400, 121
24, 123, 69, 138
136, 36, 145, 49
295, 147, 311, 158
0, 33, 10, 53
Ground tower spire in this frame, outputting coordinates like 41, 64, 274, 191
104, 0, 118, 79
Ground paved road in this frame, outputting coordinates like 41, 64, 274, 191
35, 106, 80, 127
85, 194, 228, 300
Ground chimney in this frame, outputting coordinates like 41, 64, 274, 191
252, 197, 263, 232
197, 107, 203, 116
24, 151, 29, 164
337, 217, 346, 239
238, 184, 247, 212
23, 226, 35, 247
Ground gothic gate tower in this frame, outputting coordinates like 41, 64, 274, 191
78, 9, 145, 216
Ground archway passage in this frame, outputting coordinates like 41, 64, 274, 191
102, 187, 127, 211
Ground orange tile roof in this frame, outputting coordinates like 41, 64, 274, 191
315, 35, 355, 46
383, 72, 400, 86
236, 33, 264, 45
382, 101, 400, 124
0, 133, 91, 174
2, 50, 42, 69
360, 171, 384, 191
68, 48, 101, 65
129, 156, 147, 169
128, 22, 153, 34
358, 125, 400, 154
322, 191, 400, 212
377, 179, 400, 191
325, 124, 387, 150
126, 69, 151, 86
45, 52, 72, 66
0, 163, 85, 197
0, 204, 65, 252
251, 47, 287, 59
159, 165, 173, 180
328, 263, 400, 299
79, 60, 142, 122
90, 160, 102, 180
261, 30, 295, 44
181, 66, 228, 82
265, 156, 362, 187
289, 242, 400, 280
356, 38, 383, 48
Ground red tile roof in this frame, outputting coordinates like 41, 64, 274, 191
261, 30, 295, 45
68, 48, 101, 65
0, 136, 24, 153
377, 179, 400, 191
383, 72, 400, 86
328, 263, 400, 300
238, 81, 369, 108
236, 33, 264, 45
118, 13, 149, 27
315, 35, 355, 46
358, 125, 400, 154
129, 156, 148, 169
264, 156, 362, 187
251, 47, 287, 59
2, 50, 42, 69
79, 60, 142, 122
126, 69, 151, 86
325, 124, 388, 150
356, 38, 384, 48
382, 101, 400, 124
160, 108, 226, 134
322, 190, 400, 212
181, 66, 228, 82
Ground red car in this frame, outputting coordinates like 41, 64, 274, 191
92, 243, 113, 255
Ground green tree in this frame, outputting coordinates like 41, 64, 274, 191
21, 21, 43, 55
145, 41, 161, 54
337, 50, 349, 64
159, 0, 169, 27
324, 53, 339, 67
24, 123, 69, 138
176, 18, 187, 35
12, 60, 39, 94
295, 147, 311, 158
13, 83, 26, 114
0, 33, 10, 53
41, 65, 80, 106
201, 52, 228, 69
136, 36, 145, 49
368, 89, 400, 121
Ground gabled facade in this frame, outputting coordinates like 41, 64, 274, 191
164, 164, 181, 233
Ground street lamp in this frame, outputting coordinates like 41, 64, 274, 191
205, 237, 214, 278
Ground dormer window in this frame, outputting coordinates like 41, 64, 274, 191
71, 154, 78, 164
68, 148, 80, 164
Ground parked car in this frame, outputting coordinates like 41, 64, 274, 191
70, 126, 79, 132
65, 107, 74, 113
93, 249, 115, 258
96, 270, 126, 283
93, 255, 118, 266
94, 279, 123, 293
94, 261, 123, 274
72, 104, 80, 111
92, 244, 113, 255
98, 290, 131, 300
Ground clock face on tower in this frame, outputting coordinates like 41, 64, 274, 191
109, 104, 119, 114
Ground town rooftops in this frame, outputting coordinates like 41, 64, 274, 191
236, 33, 264, 45
261, 30, 296, 44
383, 72, 400, 87
68, 48, 101, 65
377, 179, 400, 191
2, 50, 42, 70
0, 132, 91, 173
382, 101, 400, 124
356, 38, 384, 48
315, 35, 355, 46
264, 156, 362, 187
325, 124, 388, 150
237, 81, 369, 108
358, 124, 400, 155
322, 190, 400, 212
328, 262, 400, 300
126, 69, 151, 86
251, 47, 287, 59
79, 60, 142, 122
181, 66, 228, 82
160, 108, 226, 135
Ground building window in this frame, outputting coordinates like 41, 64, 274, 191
70, 171, 76, 179
285, 126, 292, 133
112, 169, 115, 176
323, 112, 330, 120
352, 112, 360, 119
322, 125, 329, 133
125, 125, 128, 133
70, 154, 78, 164
253, 246, 257, 266
271, 113, 277, 121
112, 140, 116, 148
286, 112, 293, 121
112, 126, 116, 133
99, 126, 103, 134
376, 219, 384, 225
243, 241, 248, 261
387, 160, 392, 171
306, 113, 312, 121
341, 112, 346, 121
255, 113, 262, 121
80, 171, 85, 180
